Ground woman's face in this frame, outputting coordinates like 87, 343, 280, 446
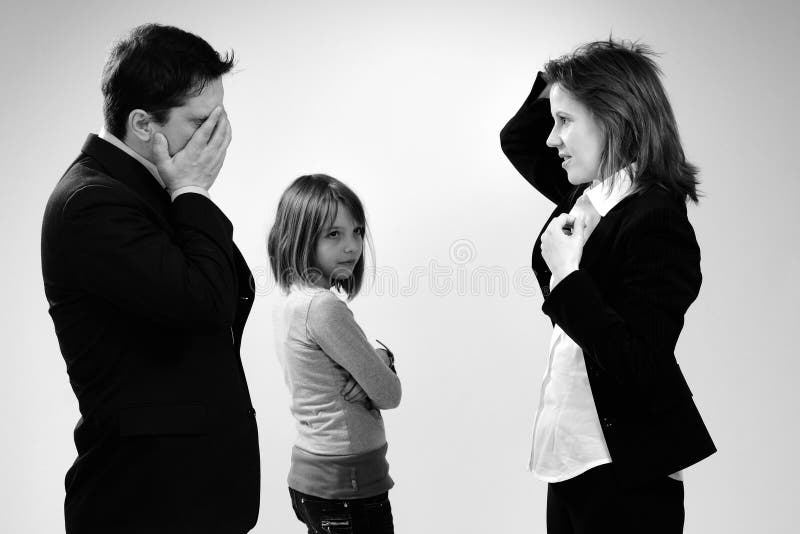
546, 84, 605, 185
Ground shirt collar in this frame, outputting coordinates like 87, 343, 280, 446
584, 168, 633, 217
99, 129, 166, 190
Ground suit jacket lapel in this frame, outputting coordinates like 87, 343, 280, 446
531, 184, 586, 295
578, 192, 637, 268
580, 213, 612, 267
81, 134, 172, 223
532, 183, 640, 290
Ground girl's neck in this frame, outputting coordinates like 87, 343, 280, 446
291, 280, 329, 293
309, 274, 331, 290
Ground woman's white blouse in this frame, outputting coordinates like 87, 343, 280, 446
531, 171, 652, 482
529, 171, 683, 482
530, 321, 613, 482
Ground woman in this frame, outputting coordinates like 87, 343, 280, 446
500, 40, 716, 533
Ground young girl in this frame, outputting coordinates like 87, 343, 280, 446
268, 174, 401, 533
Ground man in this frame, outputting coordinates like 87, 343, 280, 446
41, 24, 259, 533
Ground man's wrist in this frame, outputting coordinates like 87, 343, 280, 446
170, 185, 210, 202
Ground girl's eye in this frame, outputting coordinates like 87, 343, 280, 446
328, 231, 339, 238
355, 227, 364, 236
559, 116, 568, 125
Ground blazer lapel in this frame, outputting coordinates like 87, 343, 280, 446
531, 184, 586, 295
81, 134, 172, 224
578, 192, 638, 268
579, 213, 613, 267
532, 184, 640, 291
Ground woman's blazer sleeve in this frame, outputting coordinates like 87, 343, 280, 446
500, 72, 574, 206
541, 205, 702, 393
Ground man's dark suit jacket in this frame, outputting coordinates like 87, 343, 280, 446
41, 135, 260, 533
500, 74, 716, 487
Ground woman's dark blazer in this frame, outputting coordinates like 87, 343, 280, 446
500, 73, 716, 487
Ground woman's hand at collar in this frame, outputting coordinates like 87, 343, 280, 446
542, 213, 586, 290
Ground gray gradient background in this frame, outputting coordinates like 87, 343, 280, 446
2, 0, 798, 532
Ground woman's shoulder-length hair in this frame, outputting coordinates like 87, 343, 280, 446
544, 39, 701, 203
267, 174, 370, 299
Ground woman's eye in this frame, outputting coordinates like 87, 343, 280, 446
559, 116, 568, 125
328, 231, 339, 238
355, 227, 364, 236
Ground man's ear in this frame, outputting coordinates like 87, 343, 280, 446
127, 109, 153, 142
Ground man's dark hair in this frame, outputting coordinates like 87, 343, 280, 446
544, 39, 700, 203
101, 23, 235, 139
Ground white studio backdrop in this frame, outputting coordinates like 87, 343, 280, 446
2, 0, 799, 532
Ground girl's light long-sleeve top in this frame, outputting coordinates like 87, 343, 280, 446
273, 284, 401, 498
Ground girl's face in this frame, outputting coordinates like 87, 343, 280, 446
546, 83, 605, 184
313, 203, 364, 288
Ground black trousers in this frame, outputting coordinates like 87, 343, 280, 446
547, 464, 684, 534
289, 488, 394, 534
